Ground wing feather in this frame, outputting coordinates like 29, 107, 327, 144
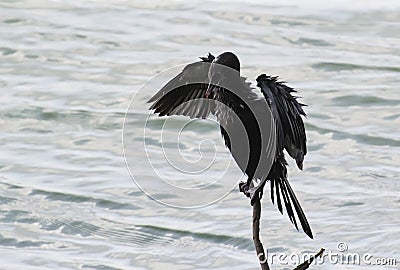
257, 74, 313, 238
256, 74, 307, 169
148, 53, 216, 119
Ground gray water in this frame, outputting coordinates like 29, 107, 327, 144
1, 0, 399, 269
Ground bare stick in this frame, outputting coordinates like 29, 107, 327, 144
251, 193, 324, 270
242, 182, 324, 270
252, 193, 270, 270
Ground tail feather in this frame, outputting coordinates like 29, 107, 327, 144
275, 180, 283, 214
282, 178, 313, 239
278, 180, 299, 230
270, 179, 275, 204
270, 178, 313, 239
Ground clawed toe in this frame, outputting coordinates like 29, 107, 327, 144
240, 179, 266, 204
239, 182, 251, 198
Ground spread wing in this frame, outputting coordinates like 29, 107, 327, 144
148, 53, 216, 119
256, 74, 307, 170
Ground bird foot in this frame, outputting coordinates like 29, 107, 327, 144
239, 180, 267, 205
239, 182, 261, 204
240, 180, 267, 205
239, 181, 251, 198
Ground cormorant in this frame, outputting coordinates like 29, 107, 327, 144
148, 52, 313, 239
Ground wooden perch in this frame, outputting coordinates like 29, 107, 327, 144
252, 193, 270, 270
251, 194, 324, 270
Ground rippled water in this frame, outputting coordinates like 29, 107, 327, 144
1, 1, 399, 269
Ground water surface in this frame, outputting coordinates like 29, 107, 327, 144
0, 0, 399, 269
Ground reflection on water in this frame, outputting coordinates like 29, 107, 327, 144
0, 0, 399, 269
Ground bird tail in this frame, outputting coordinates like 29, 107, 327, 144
269, 158, 313, 239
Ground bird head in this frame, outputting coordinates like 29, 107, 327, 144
206, 52, 241, 98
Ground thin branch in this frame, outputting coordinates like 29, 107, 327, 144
293, 248, 325, 270
252, 193, 270, 270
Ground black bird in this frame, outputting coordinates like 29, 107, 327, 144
148, 52, 313, 239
